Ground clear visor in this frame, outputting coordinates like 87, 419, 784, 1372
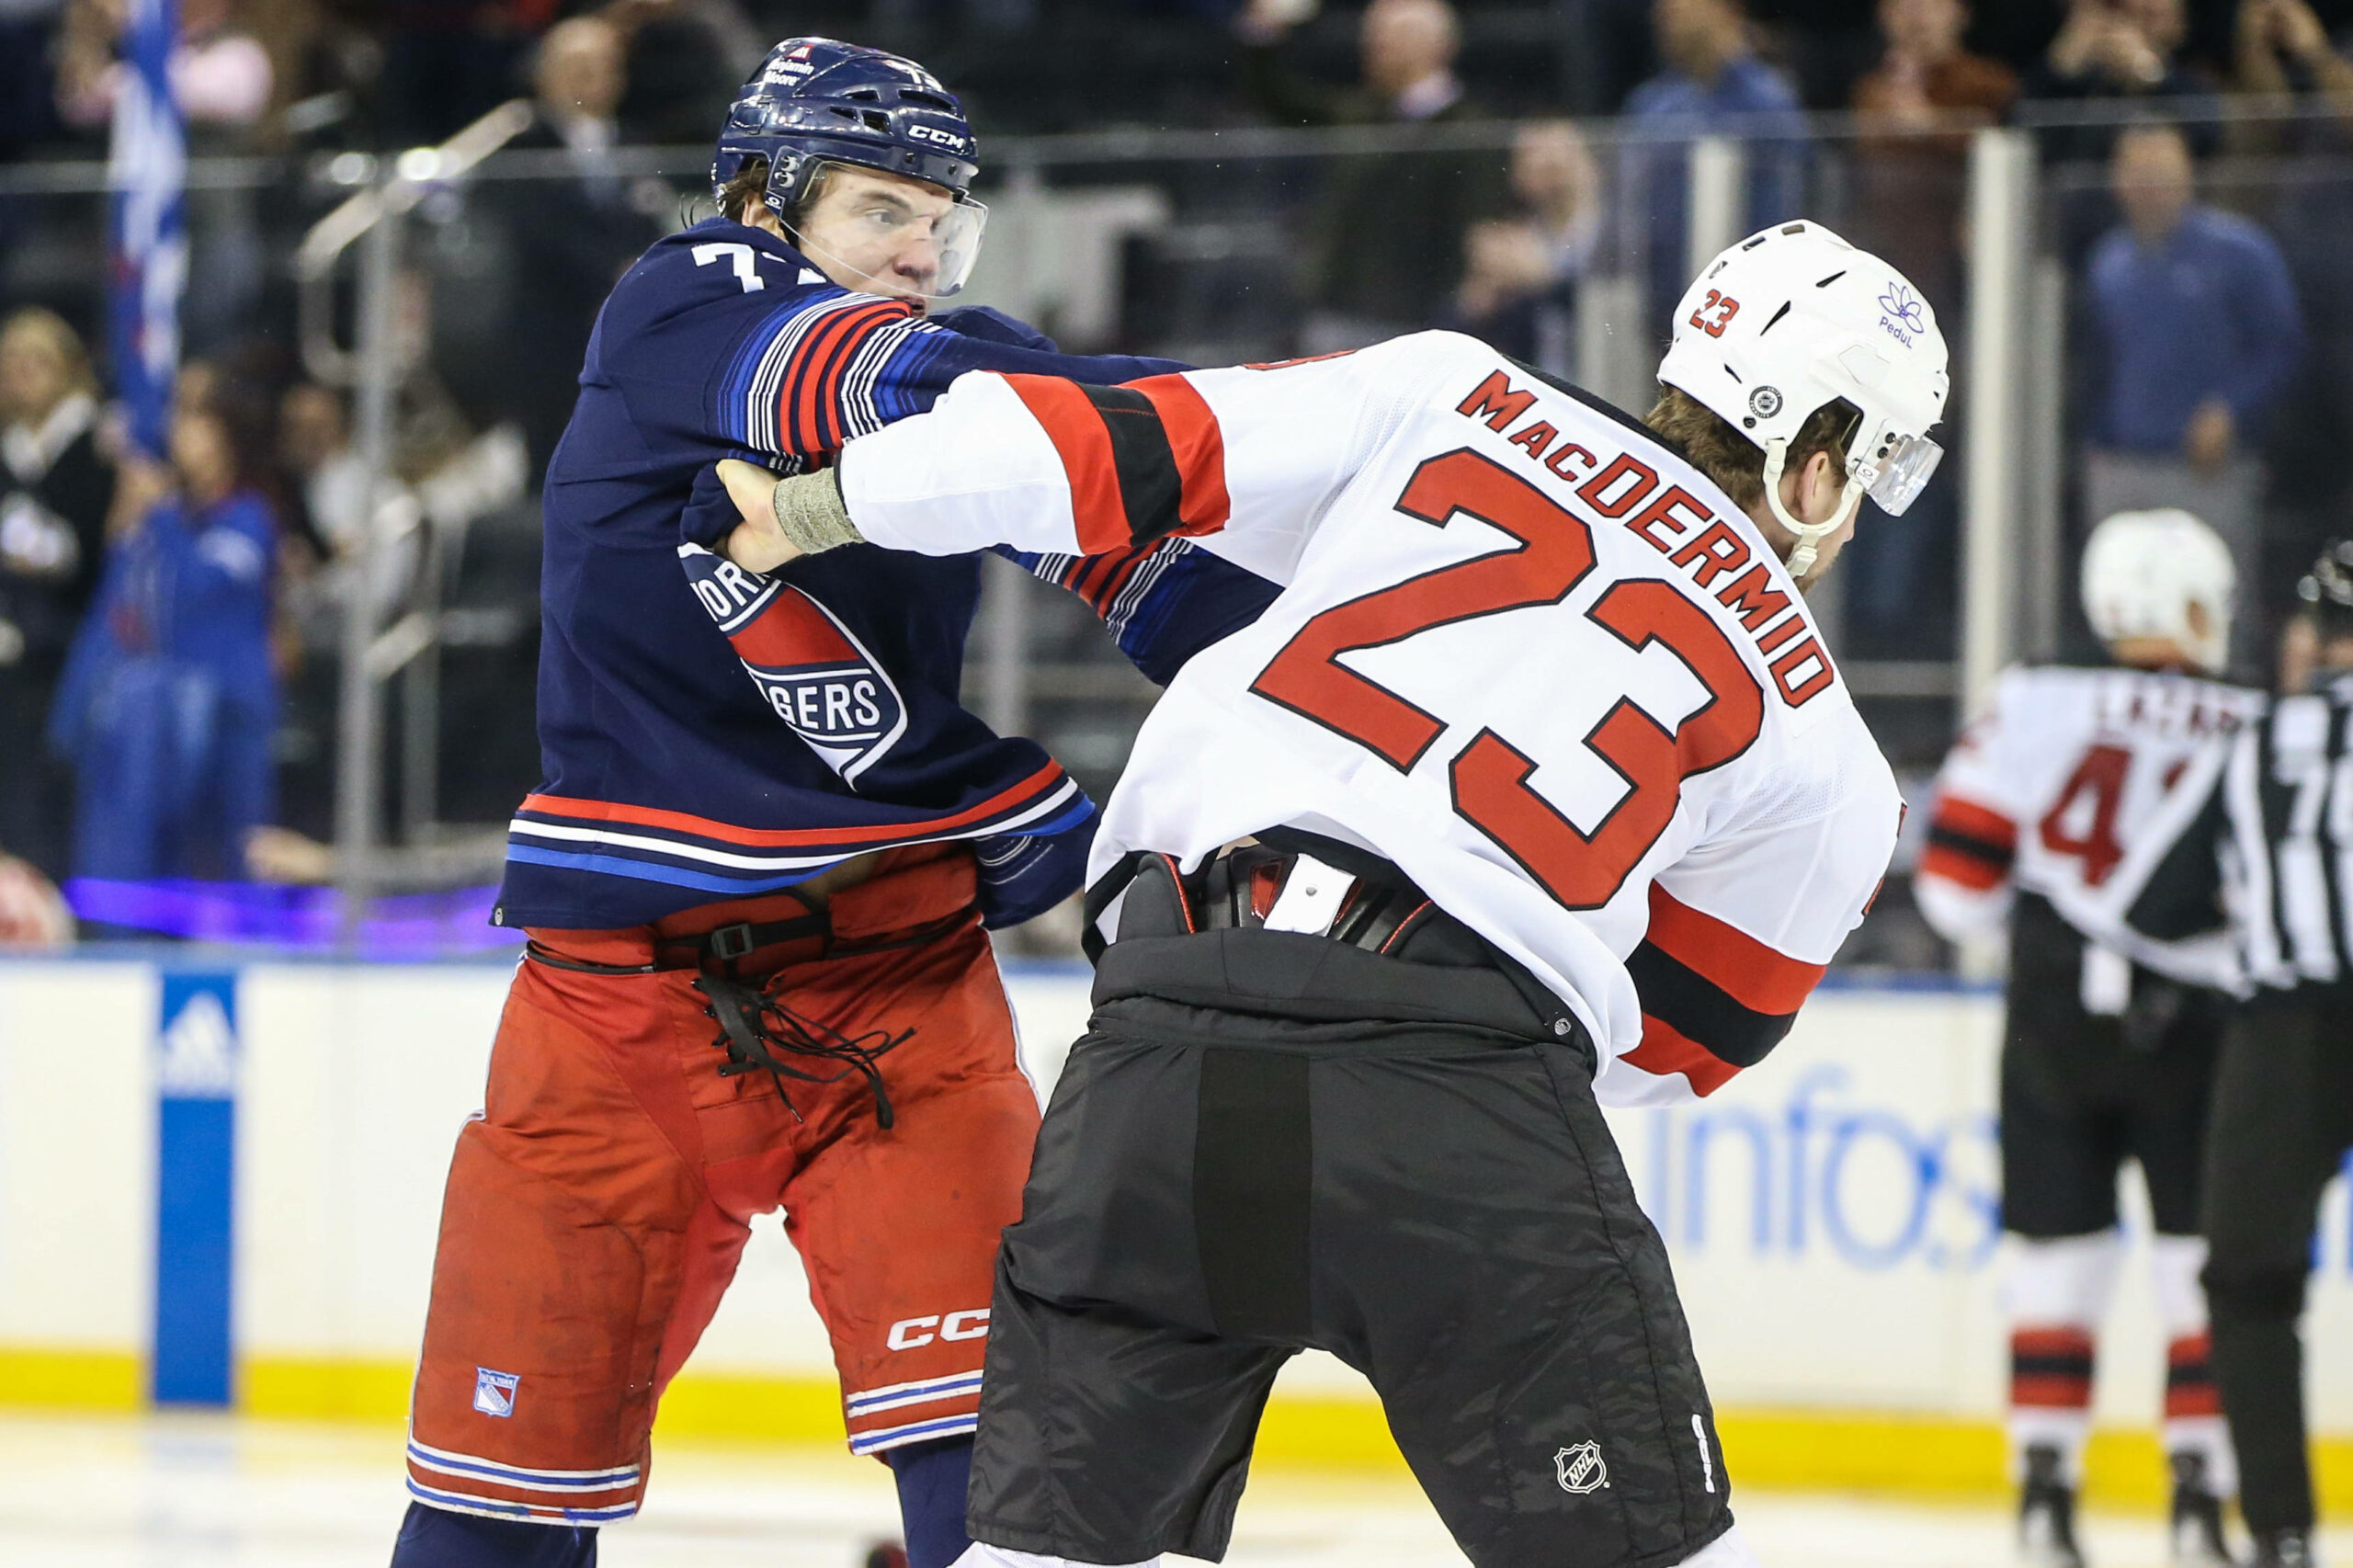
1855, 431, 1943, 517
795, 176, 990, 301
926, 198, 989, 297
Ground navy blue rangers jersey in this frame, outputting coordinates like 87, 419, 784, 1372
498, 216, 1278, 929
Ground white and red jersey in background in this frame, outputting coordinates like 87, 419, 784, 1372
833, 331, 1904, 1106
1915, 665, 2261, 990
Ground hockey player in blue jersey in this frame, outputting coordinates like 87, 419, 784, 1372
389, 39, 1277, 1568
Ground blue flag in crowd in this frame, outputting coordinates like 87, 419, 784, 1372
108, 0, 186, 457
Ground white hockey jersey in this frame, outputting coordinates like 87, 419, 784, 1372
1915, 665, 2262, 990
832, 331, 1904, 1106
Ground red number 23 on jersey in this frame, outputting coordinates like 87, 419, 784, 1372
1248, 449, 1766, 910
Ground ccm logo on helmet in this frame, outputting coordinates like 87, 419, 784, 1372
886, 1309, 990, 1350
905, 123, 968, 151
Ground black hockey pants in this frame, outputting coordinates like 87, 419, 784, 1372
965, 857, 1735, 1568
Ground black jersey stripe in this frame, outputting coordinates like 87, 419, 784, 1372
1927, 821, 2017, 869
1077, 383, 1188, 545
1625, 938, 1799, 1070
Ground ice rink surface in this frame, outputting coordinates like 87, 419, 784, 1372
7, 1412, 2352, 1568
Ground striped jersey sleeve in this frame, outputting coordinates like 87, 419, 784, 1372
1914, 686, 2022, 943
1618, 882, 1831, 1096
998, 537, 1282, 687
838, 333, 1482, 581
1611, 728, 1900, 1100
714, 290, 957, 457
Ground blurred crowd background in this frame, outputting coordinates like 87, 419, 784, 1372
6, 0, 2353, 960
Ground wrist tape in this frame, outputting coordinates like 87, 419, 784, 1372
772, 468, 864, 556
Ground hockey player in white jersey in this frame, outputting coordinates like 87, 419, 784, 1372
1915, 509, 2262, 1568
715, 221, 1941, 1568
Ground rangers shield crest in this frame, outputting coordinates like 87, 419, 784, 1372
680, 543, 908, 784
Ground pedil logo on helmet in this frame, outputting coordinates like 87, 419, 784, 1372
1878, 281, 1927, 347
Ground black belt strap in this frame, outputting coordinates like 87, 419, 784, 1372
1080, 851, 1154, 963
658, 914, 830, 965
1081, 833, 1587, 1053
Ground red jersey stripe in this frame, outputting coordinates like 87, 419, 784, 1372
520, 761, 1069, 849
1919, 842, 2008, 892
781, 304, 871, 452
788, 301, 905, 452
1621, 1013, 1743, 1096
1643, 884, 1828, 1017
1132, 373, 1233, 535
1004, 375, 1130, 554
1084, 546, 1149, 614
809, 301, 910, 448
1064, 550, 1116, 601
1934, 794, 2018, 850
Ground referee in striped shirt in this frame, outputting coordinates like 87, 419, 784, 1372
2128, 540, 2353, 1568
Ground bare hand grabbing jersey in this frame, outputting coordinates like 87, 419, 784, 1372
1915, 665, 2263, 990
840, 332, 1904, 1105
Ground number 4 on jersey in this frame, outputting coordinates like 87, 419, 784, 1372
1249, 449, 1764, 911
2039, 743, 2130, 886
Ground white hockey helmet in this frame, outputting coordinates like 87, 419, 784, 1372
1658, 221, 1951, 574
2081, 508, 2236, 675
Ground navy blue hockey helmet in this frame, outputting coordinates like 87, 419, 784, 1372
712, 40, 983, 279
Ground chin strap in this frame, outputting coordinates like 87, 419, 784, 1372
1762, 437, 1866, 579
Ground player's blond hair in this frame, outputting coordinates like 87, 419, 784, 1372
1643, 384, 1855, 514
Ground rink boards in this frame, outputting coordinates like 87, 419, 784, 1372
2, 953, 2350, 1506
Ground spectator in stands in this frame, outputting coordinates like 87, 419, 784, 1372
1237, 0, 1509, 350
2236, 0, 2353, 120
50, 379, 280, 882
496, 16, 665, 466
0, 309, 113, 882
1838, 0, 2011, 656
2019, 0, 2222, 165
55, 0, 272, 138
1620, 0, 1809, 335
278, 381, 369, 562
1851, 0, 2016, 310
1447, 119, 1600, 375
2081, 120, 2303, 669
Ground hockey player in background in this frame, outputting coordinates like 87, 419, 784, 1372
1915, 509, 2258, 1568
388, 38, 1278, 1568
2111, 539, 2353, 1568
716, 221, 1943, 1568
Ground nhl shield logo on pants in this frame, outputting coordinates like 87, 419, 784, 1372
1555, 1441, 1608, 1494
